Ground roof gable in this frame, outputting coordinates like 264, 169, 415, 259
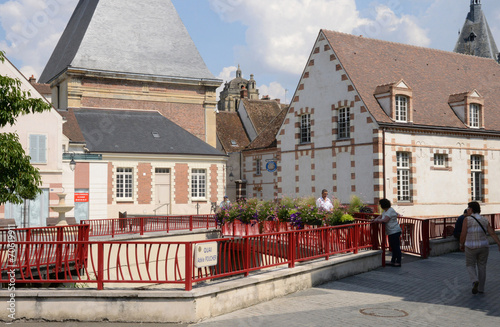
246, 106, 288, 151
241, 99, 283, 135
40, 0, 215, 83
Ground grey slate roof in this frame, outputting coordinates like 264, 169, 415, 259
72, 108, 225, 156
40, 0, 216, 83
454, 2, 499, 60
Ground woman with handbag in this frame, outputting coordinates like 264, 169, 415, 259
460, 201, 500, 294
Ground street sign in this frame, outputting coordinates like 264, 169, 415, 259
194, 242, 218, 268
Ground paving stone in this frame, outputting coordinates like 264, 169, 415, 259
192, 245, 500, 327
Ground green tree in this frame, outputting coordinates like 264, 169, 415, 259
0, 51, 52, 204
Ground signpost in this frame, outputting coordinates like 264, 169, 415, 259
194, 242, 218, 268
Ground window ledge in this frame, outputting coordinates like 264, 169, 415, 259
431, 167, 452, 171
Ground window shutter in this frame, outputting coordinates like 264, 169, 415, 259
29, 135, 47, 164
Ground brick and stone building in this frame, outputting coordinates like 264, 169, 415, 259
36, 0, 226, 217
277, 29, 500, 217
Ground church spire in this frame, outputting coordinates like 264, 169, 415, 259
454, 0, 499, 60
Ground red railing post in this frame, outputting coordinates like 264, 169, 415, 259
244, 237, 250, 277
371, 222, 380, 250
185, 242, 193, 291
97, 243, 104, 290
111, 219, 115, 238
422, 219, 430, 259
206, 215, 210, 230
381, 224, 386, 267
354, 223, 359, 254
140, 217, 145, 236
24, 229, 31, 274
324, 228, 330, 260
55, 226, 64, 276
189, 216, 193, 232
167, 216, 170, 233
288, 232, 296, 268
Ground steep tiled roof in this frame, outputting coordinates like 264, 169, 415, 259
59, 109, 85, 143
40, 0, 217, 83
216, 112, 250, 153
322, 30, 500, 131
246, 106, 288, 150
242, 99, 283, 134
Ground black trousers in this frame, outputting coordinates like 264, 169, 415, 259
388, 232, 402, 264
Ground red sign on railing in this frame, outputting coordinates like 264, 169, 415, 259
74, 193, 89, 202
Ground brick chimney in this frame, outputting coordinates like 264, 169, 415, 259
261, 95, 270, 100
29, 75, 36, 84
240, 86, 248, 99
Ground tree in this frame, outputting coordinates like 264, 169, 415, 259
0, 51, 53, 204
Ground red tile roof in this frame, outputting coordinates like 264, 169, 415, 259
322, 30, 500, 130
216, 112, 250, 152
246, 106, 288, 150
59, 109, 85, 143
241, 99, 283, 134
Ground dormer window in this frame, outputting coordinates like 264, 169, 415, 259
448, 90, 484, 129
469, 103, 480, 128
395, 95, 408, 122
374, 79, 413, 123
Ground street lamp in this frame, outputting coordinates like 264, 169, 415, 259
229, 171, 234, 182
69, 153, 76, 171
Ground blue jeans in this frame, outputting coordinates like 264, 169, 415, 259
388, 232, 402, 264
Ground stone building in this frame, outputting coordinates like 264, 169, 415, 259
37, 0, 226, 217
276, 29, 500, 217
454, 0, 499, 61
218, 66, 259, 112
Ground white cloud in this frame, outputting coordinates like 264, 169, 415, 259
210, 0, 366, 76
0, 0, 78, 78
258, 82, 287, 103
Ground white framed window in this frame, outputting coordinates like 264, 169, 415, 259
116, 168, 133, 200
338, 107, 350, 139
471, 155, 483, 201
300, 114, 311, 144
434, 154, 447, 168
469, 104, 480, 128
256, 159, 261, 175
29, 134, 47, 164
395, 95, 408, 122
191, 169, 206, 199
397, 152, 410, 201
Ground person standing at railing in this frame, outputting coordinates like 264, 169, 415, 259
453, 209, 468, 240
219, 195, 231, 209
460, 201, 500, 295
316, 189, 333, 212
372, 199, 402, 267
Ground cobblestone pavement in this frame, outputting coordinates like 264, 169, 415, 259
192, 246, 500, 327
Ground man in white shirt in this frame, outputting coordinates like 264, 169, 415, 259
316, 189, 333, 211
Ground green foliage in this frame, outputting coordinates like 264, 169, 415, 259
218, 195, 365, 228
0, 50, 52, 204
347, 195, 364, 215
0, 133, 42, 204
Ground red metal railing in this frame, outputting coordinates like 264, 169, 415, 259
1, 222, 377, 290
82, 215, 216, 238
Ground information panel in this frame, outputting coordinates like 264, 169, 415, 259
194, 242, 218, 268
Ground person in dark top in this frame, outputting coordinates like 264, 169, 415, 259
454, 209, 468, 239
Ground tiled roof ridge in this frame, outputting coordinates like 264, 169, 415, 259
321, 29, 499, 63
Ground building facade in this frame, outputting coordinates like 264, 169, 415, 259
277, 29, 500, 217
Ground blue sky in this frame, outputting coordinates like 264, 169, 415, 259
1, 0, 499, 102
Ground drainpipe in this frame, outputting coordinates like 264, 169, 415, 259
382, 128, 386, 200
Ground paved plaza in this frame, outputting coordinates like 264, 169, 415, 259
192, 245, 500, 327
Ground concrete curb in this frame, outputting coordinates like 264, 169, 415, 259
2, 250, 381, 323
